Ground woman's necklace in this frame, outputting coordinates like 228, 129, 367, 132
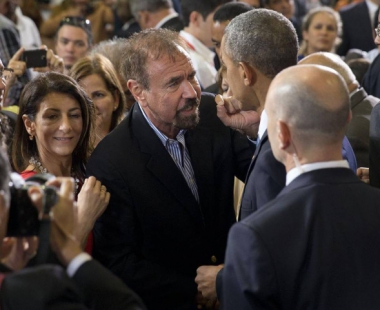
29, 156, 79, 194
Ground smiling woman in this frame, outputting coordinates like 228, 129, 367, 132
70, 53, 126, 147
11, 72, 110, 249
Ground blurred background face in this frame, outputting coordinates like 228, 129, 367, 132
265, 0, 294, 20
0, 0, 18, 19
303, 12, 337, 55
238, 0, 261, 8
212, 20, 229, 58
198, 12, 217, 48
55, 25, 90, 70
79, 73, 118, 133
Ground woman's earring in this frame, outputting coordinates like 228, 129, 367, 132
29, 135, 34, 141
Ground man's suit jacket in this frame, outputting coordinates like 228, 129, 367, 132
337, 1, 377, 56
87, 93, 253, 310
1, 260, 146, 310
239, 131, 357, 220
161, 16, 184, 32
370, 102, 380, 187
223, 168, 380, 310
347, 87, 379, 167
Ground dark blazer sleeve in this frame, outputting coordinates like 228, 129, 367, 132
370, 103, 380, 187
1, 262, 145, 310
72, 260, 146, 310
222, 223, 278, 310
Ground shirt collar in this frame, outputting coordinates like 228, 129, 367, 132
138, 103, 186, 144
155, 12, 179, 29
366, 0, 378, 27
179, 30, 215, 64
258, 109, 268, 140
286, 160, 350, 185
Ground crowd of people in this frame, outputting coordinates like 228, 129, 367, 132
1, 0, 380, 309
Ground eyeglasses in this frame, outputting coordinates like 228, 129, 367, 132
0, 68, 14, 82
59, 16, 91, 32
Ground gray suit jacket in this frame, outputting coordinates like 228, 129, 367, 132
347, 87, 379, 167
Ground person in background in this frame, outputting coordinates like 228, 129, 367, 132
298, 6, 342, 60
11, 72, 108, 248
40, 0, 113, 48
54, 16, 92, 75
238, 0, 263, 8
90, 38, 135, 110
337, 0, 378, 56
299, 52, 379, 168
130, 0, 184, 32
70, 53, 126, 147
263, 0, 302, 41
179, 0, 231, 89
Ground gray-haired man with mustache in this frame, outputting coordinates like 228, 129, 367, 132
86, 28, 253, 310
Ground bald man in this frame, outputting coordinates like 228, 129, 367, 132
299, 52, 380, 168
222, 65, 380, 310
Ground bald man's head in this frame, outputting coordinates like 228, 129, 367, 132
266, 65, 350, 162
299, 52, 359, 93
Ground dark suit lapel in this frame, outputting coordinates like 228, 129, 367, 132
186, 125, 215, 226
130, 105, 205, 226
244, 130, 268, 183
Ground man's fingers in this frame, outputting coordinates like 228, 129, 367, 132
10, 47, 25, 61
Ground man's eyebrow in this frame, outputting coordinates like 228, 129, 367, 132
165, 75, 183, 86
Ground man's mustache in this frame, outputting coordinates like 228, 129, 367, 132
177, 98, 200, 113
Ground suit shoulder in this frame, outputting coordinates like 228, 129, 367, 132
339, 1, 367, 15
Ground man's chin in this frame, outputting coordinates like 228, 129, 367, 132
174, 111, 200, 130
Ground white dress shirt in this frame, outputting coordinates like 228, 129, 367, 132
179, 30, 217, 89
286, 160, 350, 186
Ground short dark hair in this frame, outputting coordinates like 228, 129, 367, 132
224, 9, 299, 79
56, 16, 93, 46
180, 0, 230, 26
213, 2, 253, 22
129, 0, 173, 18
120, 28, 188, 90
12, 72, 95, 179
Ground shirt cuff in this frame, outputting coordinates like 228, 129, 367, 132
66, 252, 92, 277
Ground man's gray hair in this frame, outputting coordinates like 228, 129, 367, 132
224, 9, 299, 79
130, 0, 173, 18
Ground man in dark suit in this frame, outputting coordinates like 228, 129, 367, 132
129, 0, 184, 32
299, 52, 380, 168
337, 0, 378, 56
195, 9, 357, 306
223, 64, 380, 310
86, 29, 253, 310
0, 149, 145, 309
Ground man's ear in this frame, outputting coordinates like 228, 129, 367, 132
239, 62, 256, 86
127, 79, 147, 107
189, 11, 201, 27
278, 120, 292, 151
22, 114, 35, 137
137, 11, 149, 29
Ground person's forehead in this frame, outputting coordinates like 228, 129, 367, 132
57, 25, 88, 41
148, 52, 194, 78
